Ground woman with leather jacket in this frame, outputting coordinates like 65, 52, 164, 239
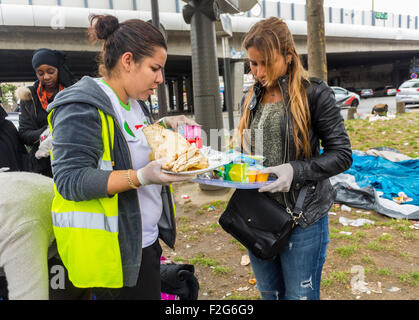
231, 17, 352, 300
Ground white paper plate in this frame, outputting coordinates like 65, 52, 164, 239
162, 147, 232, 175
162, 159, 230, 175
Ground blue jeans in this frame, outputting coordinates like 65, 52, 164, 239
248, 214, 329, 300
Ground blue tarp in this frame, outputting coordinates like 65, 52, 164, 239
344, 153, 419, 206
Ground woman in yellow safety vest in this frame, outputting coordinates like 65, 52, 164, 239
47, 14, 197, 300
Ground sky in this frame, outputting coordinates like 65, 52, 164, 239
273, 0, 419, 16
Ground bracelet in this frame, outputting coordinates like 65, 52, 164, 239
126, 169, 138, 189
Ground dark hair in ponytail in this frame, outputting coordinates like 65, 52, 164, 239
88, 14, 167, 77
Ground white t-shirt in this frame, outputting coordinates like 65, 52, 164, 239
96, 79, 162, 248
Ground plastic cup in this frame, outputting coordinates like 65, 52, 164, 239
256, 172, 269, 182
248, 170, 258, 183
184, 125, 201, 139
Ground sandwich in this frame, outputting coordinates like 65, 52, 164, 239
143, 123, 209, 173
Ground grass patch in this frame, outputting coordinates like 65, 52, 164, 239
202, 200, 228, 211
361, 254, 375, 265
214, 266, 231, 275
345, 112, 419, 156
377, 233, 393, 242
335, 245, 358, 258
177, 216, 190, 223
330, 271, 350, 284
367, 241, 391, 251
398, 271, 419, 286
321, 278, 334, 287
189, 253, 219, 268
376, 268, 393, 276
178, 224, 192, 233
231, 238, 247, 251
223, 295, 260, 300
173, 256, 185, 263
188, 253, 230, 275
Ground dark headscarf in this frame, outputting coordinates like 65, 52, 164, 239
32, 48, 76, 88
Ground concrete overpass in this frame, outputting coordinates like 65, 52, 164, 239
1, 0, 419, 111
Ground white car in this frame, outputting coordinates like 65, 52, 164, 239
6, 112, 19, 129
331, 86, 360, 108
396, 79, 419, 106
385, 86, 397, 96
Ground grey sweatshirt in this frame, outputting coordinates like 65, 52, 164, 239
47, 76, 143, 287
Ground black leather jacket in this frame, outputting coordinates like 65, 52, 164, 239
245, 76, 353, 228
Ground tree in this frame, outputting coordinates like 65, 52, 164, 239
306, 0, 327, 82
0, 83, 18, 111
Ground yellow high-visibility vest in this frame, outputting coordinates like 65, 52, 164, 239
48, 109, 123, 288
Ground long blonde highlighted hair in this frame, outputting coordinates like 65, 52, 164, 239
237, 17, 312, 159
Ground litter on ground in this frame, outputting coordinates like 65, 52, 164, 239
339, 217, 375, 227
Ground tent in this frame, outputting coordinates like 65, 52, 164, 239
331, 149, 419, 220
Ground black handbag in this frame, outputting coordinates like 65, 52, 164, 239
219, 186, 309, 260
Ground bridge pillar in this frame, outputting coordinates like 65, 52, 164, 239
176, 76, 185, 112
231, 60, 244, 112
185, 75, 194, 113
183, 0, 224, 149
168, 80, 175, 111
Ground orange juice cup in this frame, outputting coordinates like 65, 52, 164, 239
248, 170, 259, 183
256, 172, 269, 182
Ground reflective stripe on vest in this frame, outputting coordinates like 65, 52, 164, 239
51, 211, 118, 233
48, 109, 123, 288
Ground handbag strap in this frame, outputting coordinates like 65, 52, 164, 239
293, 185, 309, 215
286, 185, 309, 223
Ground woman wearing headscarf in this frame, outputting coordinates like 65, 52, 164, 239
17, 48, 76, 177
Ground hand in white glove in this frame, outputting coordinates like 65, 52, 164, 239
35, 135, 52, 159
39, 127, 50, 141
258, 163, 294, 193
137, 158, 196, 186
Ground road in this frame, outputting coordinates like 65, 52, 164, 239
222, 96, 405, 129
340, 96, 397, 119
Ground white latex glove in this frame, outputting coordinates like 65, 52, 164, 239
258, 163, 294, 193
35, 135, 52, 159
137, 158, 196, 186
40, 127, 50, 141
161, 115, 199, 131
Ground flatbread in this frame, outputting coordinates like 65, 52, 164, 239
143, 123, 209, 173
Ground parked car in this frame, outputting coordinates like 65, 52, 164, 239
359, 88, 374, 99
385, 86, 397, 96
346, 87, 361, 95
396, 79, 419, 106
5, 112, 19, 129
373, 85, 397, 97
331, 86, 360, 108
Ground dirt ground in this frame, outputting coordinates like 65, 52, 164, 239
161, 181, 419, 300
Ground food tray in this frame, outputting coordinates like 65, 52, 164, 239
191, 177, 275, 189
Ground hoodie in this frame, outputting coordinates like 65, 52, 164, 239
48, 76, 144, 287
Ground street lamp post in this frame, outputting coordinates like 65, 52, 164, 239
151, 0, 168, 119
183, 0, 225, 149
